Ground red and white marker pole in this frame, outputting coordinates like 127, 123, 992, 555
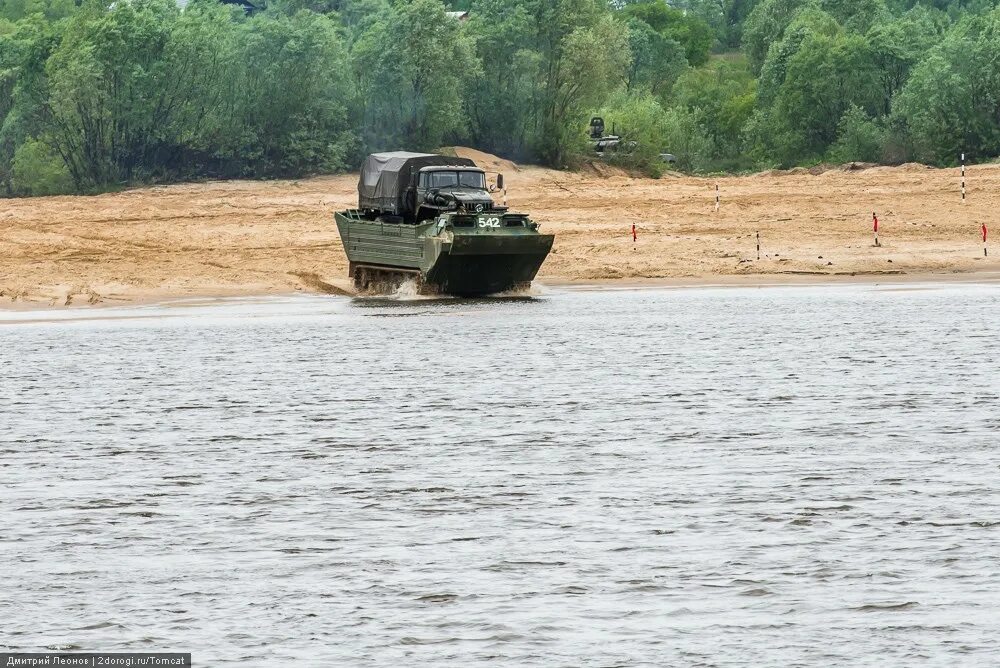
631, 222, 637, 251
962, 153, 966, 202
715, 184, 720, 212
756, 230, 760, 261
983, 222, 988, 257
873, 211, 880, 247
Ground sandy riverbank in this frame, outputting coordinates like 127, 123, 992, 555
2, 147, 999, 307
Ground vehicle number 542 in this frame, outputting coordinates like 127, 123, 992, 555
478, 217, 501, 228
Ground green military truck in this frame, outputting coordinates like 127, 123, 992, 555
335, 152, 554, 296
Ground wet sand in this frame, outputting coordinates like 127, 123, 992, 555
2, 147, 998, 308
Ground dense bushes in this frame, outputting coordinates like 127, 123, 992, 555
2, 0, 1000, 195
11, 137, 72, 194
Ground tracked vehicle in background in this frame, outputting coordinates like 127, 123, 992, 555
335, 152, 554, 296
588, 116, 676, 164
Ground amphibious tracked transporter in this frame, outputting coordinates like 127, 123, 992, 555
335, 152, 554, 296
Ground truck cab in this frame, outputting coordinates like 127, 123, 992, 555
415, 166, 500, 221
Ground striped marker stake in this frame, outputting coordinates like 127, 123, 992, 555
961, 153, 966, 202
873, 212, 880, 247
983, 223, 988, 257
756, 230, 760, 261
715, 184, 720, 212
631, 222, 637, 251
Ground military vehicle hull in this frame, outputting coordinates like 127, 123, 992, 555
335, 210, 554, 296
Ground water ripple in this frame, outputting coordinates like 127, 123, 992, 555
2, 285, 999, 665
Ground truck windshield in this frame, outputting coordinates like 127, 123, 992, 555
423, 171, 486, 189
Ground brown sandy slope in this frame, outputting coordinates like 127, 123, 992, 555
2, 148, 1000, 307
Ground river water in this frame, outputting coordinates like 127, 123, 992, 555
2, 284, 999, 666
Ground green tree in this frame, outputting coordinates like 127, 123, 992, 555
622, 0, 714, 65
221, 11, 356, 174
336, 0, 391, 39
36, 0, 355, 189
676, 0, 727, 46
463, 0, 543, 159
352, 0, 478, 151
0, 0, 75, 22
624, 17, 687, 97
44, 0, 182, 186
828, 105, 886, 162
722, 0, 763, 48
661, 105, 714, 171
0, 14, 61, 193
465, 0, 627, 165
11, 135, 71, 194
865, 8, 942, 115
2, 0, 993, 191
755, 7, 838, 106
672, 56, 756, 160
772, 31, 880, 155
539, 16, 630, 163
894, 11, 1000, 163
821, 0, 888, 33
742, 0, 814, 72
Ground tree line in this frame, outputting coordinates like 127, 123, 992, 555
1, 0, 998, 195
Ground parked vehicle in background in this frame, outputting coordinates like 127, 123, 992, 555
588, 117, 675, 164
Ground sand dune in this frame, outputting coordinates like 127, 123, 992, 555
2, 148, 999, 307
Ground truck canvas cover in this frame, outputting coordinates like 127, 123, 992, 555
359, 151, 476, 214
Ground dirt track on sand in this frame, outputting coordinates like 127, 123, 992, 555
3, 147, 999, 307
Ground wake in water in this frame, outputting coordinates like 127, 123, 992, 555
389, 278, 450, 301
351, 275, 545, 304
495, 282, 545, 298
370, 278, 541, 301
